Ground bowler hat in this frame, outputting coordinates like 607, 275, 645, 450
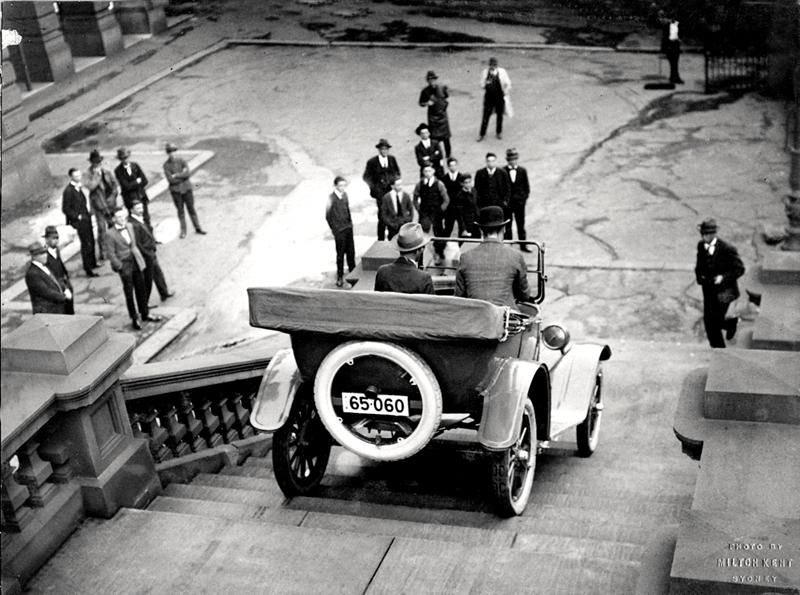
394, 222, 430, 253
375, 138, 392, 149
88, 149, 103, 164
426, 70, 438, 80
28, 241, 47, 256
415, 122, 430, 136
506, 148, 519, 159
165, 142, 178, 153
698, 218, 718, 234
477, 206, 509, 228
116, 147, 131, 160
489, 57, 498, 66
42, 225, 59, 238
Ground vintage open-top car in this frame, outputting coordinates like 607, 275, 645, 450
248, 239, 610, 516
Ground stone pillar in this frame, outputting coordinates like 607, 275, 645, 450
114, 0, 168, 35
3, 1, 75, 82
0, 49, 52, 210
58, 1, 123, 57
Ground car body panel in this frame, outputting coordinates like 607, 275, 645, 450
249, 348, 303, 431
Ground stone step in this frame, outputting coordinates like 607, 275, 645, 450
162, 482, 287, 508
148, 495, 306, 526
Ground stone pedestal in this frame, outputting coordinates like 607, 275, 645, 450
1, 50, 52, 211
59, 1, 123, 57
3, 1, 75, 82
114, 0, 167, 34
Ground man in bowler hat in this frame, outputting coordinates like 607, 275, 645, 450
375, 222, 434, 294
25, 241, 73, 315
418, 70, 452, 158
694, 218, 744, 348
114, 147, 152, 230
43, 225, 74, 314
61, 168, 99, 277
504, 148, 531, 251
455, 206, 530, 308
84, 149, 119, 260
363, 139, 401, 241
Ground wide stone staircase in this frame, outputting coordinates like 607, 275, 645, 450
28, 437, 697, 594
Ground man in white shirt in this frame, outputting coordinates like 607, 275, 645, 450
363, 139, 401, 241
478, 57, 512, 141
380, 177, 414, 240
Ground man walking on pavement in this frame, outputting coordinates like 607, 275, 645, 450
61, 168, 99, 277
474, 153, 511, 239
105, 206, 161, 330
478, 57, 511, 141
380, 177, 414, 241
442, 157, 466, 239
363, 139, 401, 241
504, 148, 531, 251
375, 223, 434, 294
115, 147, 153, 230
413, 164, 450, 265
43, 225, 74, 314
694, 218, 744, 348
163, 142, 206, 238
129, 200, 174, 305
418, 70, 452, 159
25, 241, 73, 315
326, 176, 356, 288
84, 149, 119, 261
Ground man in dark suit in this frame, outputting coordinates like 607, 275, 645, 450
455, 206, 530, 309
441, 157, 466, 239
375, 223, 434, 294
105, 206, 161, 330
129, 201, 174, 304
25, 242, 72, 315
114, 147, 152, 230
413, 123, 444, 179
363, 139, 401, 241
413, 164, 450, 265
474, 153, 511, 240
504, 148, 531, 251
695, 218, 745, 348
326, 176, 356, 288
61, 168, 99, 277
380, 177, 414, 240
43, 225, 74, 315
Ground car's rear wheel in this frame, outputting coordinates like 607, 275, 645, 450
314, 341, 442, 461
490, 398, 536, 517
272, 391, 331, 497
576, 366, 603, 457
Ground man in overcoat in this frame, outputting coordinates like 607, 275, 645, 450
84, 149, 119, 260
363, 139, 401, 241
375, 223, 434, 294
43, 225, 74, 314
418, 70, 452, 158
25, 242, 72, 315
61, 168, 99, 277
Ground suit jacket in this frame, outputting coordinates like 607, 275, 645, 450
695, 238, 744, 304
114, 162, 149, 207
326, 192, 353, 234
375, 257, 434, 294
363, 155, 401, 200
442, 172, 466, 209
46, 249, 72, 292
25, 263, 68, 314
129, 216, 157, 260
84, 167, 119, 218
414, 140, 444, 176
455, 240, 530, 308
62, 184, 91, 227
105, 223, 146, 274
504, 165, 530, 205
474, 167, 511, 210
380, 190, 414, 230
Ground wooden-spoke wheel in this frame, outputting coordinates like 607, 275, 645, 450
272, 394, 331, 497
576, 367, 603, 457
490, 399, 536, 517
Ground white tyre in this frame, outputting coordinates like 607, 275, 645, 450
313, 341, 442, 461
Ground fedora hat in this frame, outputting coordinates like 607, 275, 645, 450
165, 142, 178, 153
477, 206, 509, 229
88, 149, 103, 164
375, 138, 392, 149
426, 70, 438, 80
42, 225, 59, 238
394, 222, 430, 253
506, 147, 519, 159
415, 122, 430, 136
116, 147, 131, 160
28, 241, 47, 256
698, 218, 718, 234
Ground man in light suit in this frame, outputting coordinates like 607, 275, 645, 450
380, 177, 414, 240
504, 148, 531, 251
363, 138, 401, 241
43, 225, 74, 314
61, 168, 99, 277
478, 57, 512, 141
375, 223, 434, 294
105, 206, 161, 330
25, 242, 72, 315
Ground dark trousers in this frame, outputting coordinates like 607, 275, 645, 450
73, 218, 97, 274
374, 198, 386, 241
119, 261, 149, 322
143, 256, 170, 303
171, 189, 202, 234
441, 207, 462, 239
509, 200, 527, 241
702, 288, 735, 348
419, 208, 446, 258
665, 40, 681, 82
502, 205, 513, 240
386, 226, 400, 240
333, 227, 356, 277
433, 136, 452, 160
94, 214, 109, 259
480, 96, 505, 136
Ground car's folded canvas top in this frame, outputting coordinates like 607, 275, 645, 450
248, 287, 506, 341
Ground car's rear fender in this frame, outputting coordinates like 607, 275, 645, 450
250, 348, 303, 431
478, 358, 550, 450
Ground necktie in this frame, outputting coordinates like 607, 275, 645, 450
396, 193, 401, 213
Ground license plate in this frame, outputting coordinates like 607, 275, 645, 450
341, 392, 409, 417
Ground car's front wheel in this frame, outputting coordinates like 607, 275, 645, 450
576, 366, 603, 457
490, 398, 536, 517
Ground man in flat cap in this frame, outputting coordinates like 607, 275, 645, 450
363, 139, 401, 241
504, 148, 531, 251
694, 218, 744, 347
25, 241, 73, 315
478, 57, 511, 141
43, 225, 74, 314
84, 149, 119, 260
114, 147, 152, 230
418, 70, 452, 159
375, 222, 434, 294
455, 206, 530, 309
163, 142, 206, 238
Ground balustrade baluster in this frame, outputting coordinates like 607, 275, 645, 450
38, 442, 74, 484
179, 395, 208, 453
1, 461, 33, 532
14, 442, 57, 507
143, 409, 173, 462
198, 400, 224, 448
230, 394, 254, 438
213, 397, 239, 443
160, 405, 191, 457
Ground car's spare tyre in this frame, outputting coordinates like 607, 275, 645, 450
313, 340, 442, 461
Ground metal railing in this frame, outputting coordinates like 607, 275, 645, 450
704, 52, 769, 94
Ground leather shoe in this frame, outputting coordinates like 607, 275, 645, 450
86, 271, 100, 277
180, 232, 186, 239
496, 133, 503, 139
143, 315, 163, 323
131, 318, 143, 330
725, 317, 738, 341
161, 291, 175, 300
336, 276, 344, 288
196, 229, 207, 235
476, 135, 485, 142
